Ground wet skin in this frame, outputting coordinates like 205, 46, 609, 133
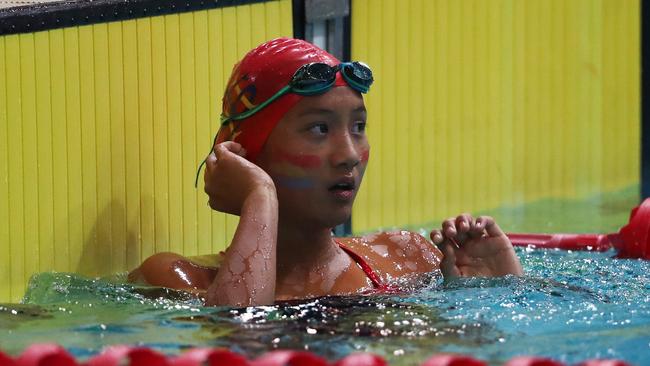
129, 87, 523, 306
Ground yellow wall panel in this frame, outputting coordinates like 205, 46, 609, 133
34, 31, 55, 273
122, 19, 141, 270
19, 32, 40, 281
0, 36, 10, 301
137, 18, 156, 263
179, 12, 198, 257
50, 29, 70, 273
0, 0, 293, 302
194, 10, 212, 258
107, 21, 127, 273
79, 25, 99, 276
351, 0, 640, 233
93, 23, 113, 276
6, 34, 25, 302
165, 14, 184, 258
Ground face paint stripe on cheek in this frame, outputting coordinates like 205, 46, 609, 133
276, 149, 322, 169
274, 175, 315, 189
360, 149, 370, 163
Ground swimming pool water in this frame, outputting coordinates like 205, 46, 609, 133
1, 187, 648, 365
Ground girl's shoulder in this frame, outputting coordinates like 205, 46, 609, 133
337, 230, 442, 276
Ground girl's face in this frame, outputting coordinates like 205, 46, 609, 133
256, 86, 370, 228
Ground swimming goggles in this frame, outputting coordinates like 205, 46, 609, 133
196, 61, 373, 187
220, 61, 374, 125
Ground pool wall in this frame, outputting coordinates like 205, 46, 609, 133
350, 0, 640, 232
0, 0, 293, 303
0, 0, 641, 303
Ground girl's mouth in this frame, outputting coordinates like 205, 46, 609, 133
328, 180, 356, 201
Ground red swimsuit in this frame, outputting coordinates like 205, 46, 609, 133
335, 240, 400, 293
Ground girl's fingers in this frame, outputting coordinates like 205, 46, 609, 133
469, 216, 487, 238
442, 218, 457, 238
430, 229, 444, 245
482, 216, 505, 237
455, 214, 472, 234
438, 241, 461, 278
214, 141, 243, 156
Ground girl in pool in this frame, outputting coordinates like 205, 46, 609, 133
129, 38, 523, 307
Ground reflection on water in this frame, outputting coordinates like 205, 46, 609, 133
173, 295, 502, 362
0, 187, 648, 365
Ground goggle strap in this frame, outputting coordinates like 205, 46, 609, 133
221, 85, 292, 125
292, 81, 335, 95
343, 77, 370, 94
194, 131, 221, 188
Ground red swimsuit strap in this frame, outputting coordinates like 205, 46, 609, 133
334, 239, 384, 289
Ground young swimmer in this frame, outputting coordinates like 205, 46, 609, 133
128, 38, 523, 306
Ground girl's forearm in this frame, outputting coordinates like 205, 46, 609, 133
204, 187, 278, 306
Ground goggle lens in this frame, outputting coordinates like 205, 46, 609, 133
341, 62, 373, 92
290, 62, 373, 95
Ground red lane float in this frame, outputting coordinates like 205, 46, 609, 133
504, 356, 565, 366
421, 354, 486, 366
332, 353, 387, 366
577, 361, 634, 366
15, 344, 76, 366
0, 350, 16, 366
251, 350, 328, 366
84, 345, 168, 366
507, 198, 650, 260
0, 344, 635, 366
169, 348, 249, 366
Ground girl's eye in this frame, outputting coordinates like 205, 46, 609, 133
308, 124, 329, 135
352, 121, 366, 134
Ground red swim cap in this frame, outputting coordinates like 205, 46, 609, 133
215, 37, 343, 162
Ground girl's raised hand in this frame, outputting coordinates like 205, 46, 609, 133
204, 141, 276, 215
429, 214, 523, 279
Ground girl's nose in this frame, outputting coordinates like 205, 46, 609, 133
330, 133, 361, 170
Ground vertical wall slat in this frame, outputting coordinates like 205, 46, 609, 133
63, 27, 83, 273
430, 1, 450, 220
122, 19, 141, 269
408, 0, 422, 224
6, 35, 25, 301
19, 33, 39, 283
381, 0, 396, 227
0, 36, 10, 301
50, 29, 70, 272
136, 18, 155, 260
264, 1, 281, 46
34, 31, 54, 273
93, 23, 113, 274
498, 0, 514, 206
151, 15, 170, 254
278, 0, 292, 37
165, 14, 184, 257
108, 21, 127, 273
179, 12, 198, 256
194, 10, 211, 256
394, 0, 408, 226
78, 25, 99, 275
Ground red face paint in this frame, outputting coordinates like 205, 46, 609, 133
275, 149, 322, 169
360, 149, 370, 163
